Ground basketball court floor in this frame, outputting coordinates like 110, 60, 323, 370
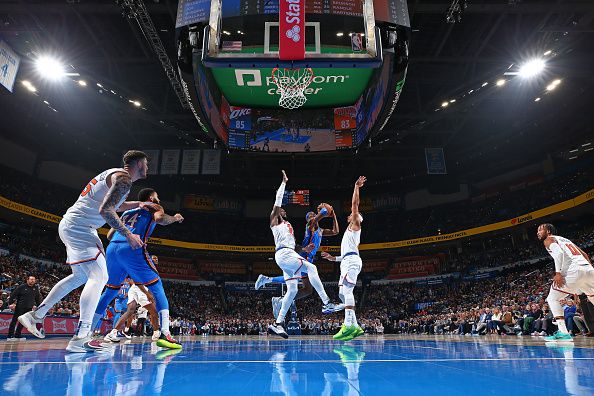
1, 335, 593, 395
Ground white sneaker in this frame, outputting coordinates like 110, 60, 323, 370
271, 296, 282, 319
267, 323, 289, 339
152, 330, 161, 341
6, 337, 18, 342
539, 331, 547, 336
255, 275, 271, 290
322, 302, 345, 314
66, 336, 111, 353
18, 337, 26, 341
17, 312, 45, 338
104, 329, 121, 343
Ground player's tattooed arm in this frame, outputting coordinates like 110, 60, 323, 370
99, 173, 133, 236
154, 209, 184, 226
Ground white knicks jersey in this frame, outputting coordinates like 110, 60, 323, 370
271, 221, 296, 250
63, 168, 129, 229
340, 227, 361, 257
547, 235, 590, 274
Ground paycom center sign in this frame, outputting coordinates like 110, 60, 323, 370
210, 68, 373, 108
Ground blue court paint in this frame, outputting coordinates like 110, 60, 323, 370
1, 337, 593, 395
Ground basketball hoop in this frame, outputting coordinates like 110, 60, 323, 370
271, 67, 314, 109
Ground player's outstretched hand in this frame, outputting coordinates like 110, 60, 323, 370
321, 251, 336, 262
281, 170, 288, 183
126, 233, 145, 250
355, 176, 366, 188
174, 213, 184, 223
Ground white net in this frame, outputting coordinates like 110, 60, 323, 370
271, 67, 314, 109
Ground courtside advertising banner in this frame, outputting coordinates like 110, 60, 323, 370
279, 0, 305, 60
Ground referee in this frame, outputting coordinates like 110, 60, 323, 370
7, 275, 41, 341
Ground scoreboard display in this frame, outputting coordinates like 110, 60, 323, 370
333, 106, 357, 131
283, 190, 310, 206
177, 0, 410, 27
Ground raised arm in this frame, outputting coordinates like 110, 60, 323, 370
349, 176, 366, 231
322, 210, 340, 236
99, 172, 143, 250
270, 170, 288, 226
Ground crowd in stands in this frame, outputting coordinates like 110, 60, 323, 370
1, 161, 592, 247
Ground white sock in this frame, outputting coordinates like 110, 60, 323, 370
344, 309, 357, 326
557, 319, 569, 334
75, 321, 92, 338
159, 309, 170, 336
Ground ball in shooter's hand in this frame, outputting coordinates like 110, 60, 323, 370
318, 203, 333, 217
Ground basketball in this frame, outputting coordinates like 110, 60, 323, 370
319, 203, 333, 217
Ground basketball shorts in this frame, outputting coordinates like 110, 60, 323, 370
275, 248, 309, 281
105, 242, 160, 288
339, 255, 362, 287
58, 218, 104, 265
128, 285, 151, 307
548, 263, 594, 298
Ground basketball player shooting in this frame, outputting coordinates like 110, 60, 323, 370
322, 176, 366, 341
256, 202, 340, 319
267, 170, 342, 339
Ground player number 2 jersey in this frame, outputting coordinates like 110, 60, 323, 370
63, 168, 129, 229
341, 227, 361, 257
547, 235, 589, 274
271, 221, 296, 250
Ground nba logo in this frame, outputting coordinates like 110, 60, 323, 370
351, 34, 363, 52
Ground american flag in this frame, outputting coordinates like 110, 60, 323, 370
222, 41, 242, 52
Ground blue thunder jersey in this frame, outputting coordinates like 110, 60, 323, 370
115, 282, 129, 310
110, 205, 158, 243
301, 225, 323, 262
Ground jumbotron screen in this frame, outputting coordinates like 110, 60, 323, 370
283, 190, 310, 206
176, 0, 410, 27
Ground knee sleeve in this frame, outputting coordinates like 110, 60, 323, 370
343, 285, 355, 306
147, 280, 169, 312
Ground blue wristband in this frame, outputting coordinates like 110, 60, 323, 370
320, 207, 328, 216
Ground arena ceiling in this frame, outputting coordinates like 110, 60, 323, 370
0, 0, 593, 190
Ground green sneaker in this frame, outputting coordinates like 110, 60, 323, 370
333, 324, 356, 340
156, 333, 183, 350
342, 325, 364, 341
544, 331, 573, 342
333, 345, 366, 363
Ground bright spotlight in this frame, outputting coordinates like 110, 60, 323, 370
35, 56, 66, 81
481, 82, 488, 87
336, 32, 344, 37
496, 79, 506, 87
22, 81, 37, 92
441, 101, 449, 108
534, 97, 541, 102
551, 79, 561, 86
543, 50, 552, 56
546, 84, 557, 91
78, 80, 87, 86
133, 101, 141, 107
518, 58, 545, 78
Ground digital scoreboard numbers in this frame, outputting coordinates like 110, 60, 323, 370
282, 190, 310, 206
